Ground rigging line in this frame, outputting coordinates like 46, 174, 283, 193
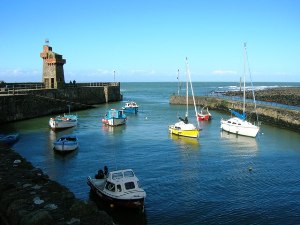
185, 58, 189, 117
245, 44, 259, 124
243, 43, 246, 114
185, 57, 200, 128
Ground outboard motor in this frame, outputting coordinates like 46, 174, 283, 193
95, 169, 104, 179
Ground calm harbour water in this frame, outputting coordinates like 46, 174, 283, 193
2, 82, 300, 225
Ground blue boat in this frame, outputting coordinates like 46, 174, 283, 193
102, 109, 127, 126
122, 101, 139, 114
0, 133, 19, 146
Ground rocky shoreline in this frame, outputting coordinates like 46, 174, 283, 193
223, 87, 300, 106
0, 144, 114, 225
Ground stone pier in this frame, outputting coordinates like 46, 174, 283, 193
170, 95, 300, 132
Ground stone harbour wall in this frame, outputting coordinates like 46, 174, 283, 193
0, 144, 114, 225
0, 86, 122, 124
170, 95, 300, 132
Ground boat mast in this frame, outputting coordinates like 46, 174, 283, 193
177, 69, 180, 96
185, 60, 189, 117
243, 43, 246, 114
185, 57, 199, 123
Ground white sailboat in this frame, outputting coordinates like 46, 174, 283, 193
220, 43, 260, 138
169, 58, 200, 138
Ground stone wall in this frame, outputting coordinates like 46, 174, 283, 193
170, 95, 300, 131
0, 86, 122, 124
0, 144, 114, 225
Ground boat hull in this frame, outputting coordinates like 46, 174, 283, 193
123, 107, 138, 114
102, 118, 126, 126
87, 178, 145, 210
53, 135, 78, 152
197, 114, 212, 121
169, 125, 199, 138
220, 118, 259, 137
49, 115, 78, 130
53, 143, 78, 152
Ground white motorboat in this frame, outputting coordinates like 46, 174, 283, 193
49, 114, 78, 130
87, 168, 146, 210
53, 135, 78, 152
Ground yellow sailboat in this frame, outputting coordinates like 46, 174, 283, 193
169, 58, 200, 138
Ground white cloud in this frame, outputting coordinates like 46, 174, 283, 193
0, 68, 41, 82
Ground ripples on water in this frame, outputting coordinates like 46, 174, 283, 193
2, 82, 300, 225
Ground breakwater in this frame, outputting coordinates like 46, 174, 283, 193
0, 84, 122, 124
170, 95, 300, 132
0, 144, 114, 225
224, 87, 300, 107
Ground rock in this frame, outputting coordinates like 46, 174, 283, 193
20, 209, 54, 225
0, 146, 114, 225
13, 159, 21, 164
67, 218, 81, 225
33, 196, 44, 205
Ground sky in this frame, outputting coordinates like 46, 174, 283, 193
0, 0, 299, 83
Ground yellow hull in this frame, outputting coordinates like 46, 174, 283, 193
169, 126, 199, 138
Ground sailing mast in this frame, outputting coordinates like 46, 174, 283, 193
185, 57, 200, 127
243, 42, 246, 115
185, 62, 189, 117
177, 69, 180, 95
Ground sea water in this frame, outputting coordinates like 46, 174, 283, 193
1, 82, 300, 225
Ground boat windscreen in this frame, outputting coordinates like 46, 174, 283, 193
124, 170, 134, 177
112, 172, 123, 179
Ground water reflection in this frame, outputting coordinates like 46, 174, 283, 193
102, 124, 126, 135
89, 191, 147, 225
220, 130, 258, 153
169, 134, 200, 150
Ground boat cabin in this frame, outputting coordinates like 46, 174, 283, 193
107, 109, 125, 118
104, 169, 141, 194
124, 101, 138, 108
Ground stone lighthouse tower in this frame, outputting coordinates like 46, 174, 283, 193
40, 41, 66, 89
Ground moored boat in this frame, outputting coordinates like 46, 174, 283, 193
122, 101, 139, 114
169, 118, 199, 138
102, 109, 127, 126
169, 58, 200, 138
53, 134, 78, 152
221, 111, 259, 137
220, 43, 260, 138
197, 106, 212, 121
87, 168, 146, 210
49, 114, 78, 130
49, 105, 78, 130
0, 133, 19, 146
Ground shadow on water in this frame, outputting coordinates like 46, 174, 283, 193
89, 191, 147, 225
52, 148, 79, 160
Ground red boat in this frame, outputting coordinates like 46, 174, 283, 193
197, 107, 212, 121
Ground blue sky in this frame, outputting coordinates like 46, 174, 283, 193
0, 0, 299, 82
